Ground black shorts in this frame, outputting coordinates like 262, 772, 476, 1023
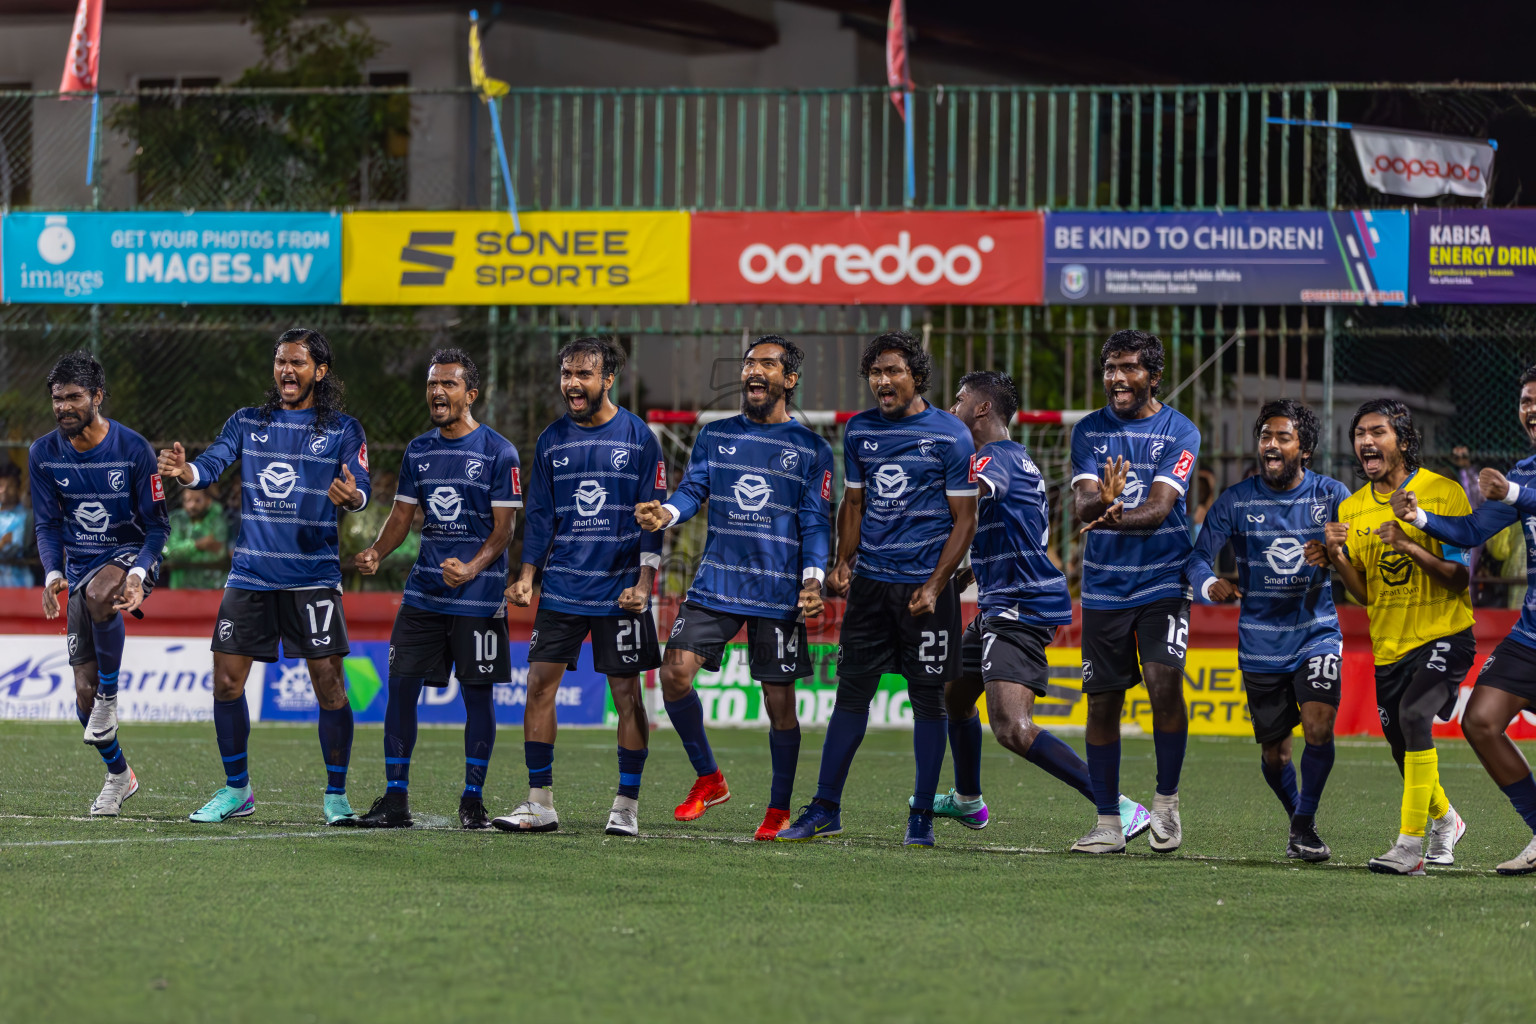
389, 603, 511, 685
210, 586, 350, 662
836, 575, 962, 684
1374, 628, 1476, 739
666, 601, 811, 683
960, 614, 1055, 695
1475, 635, 1536, 704
1243, 651, 1344, 745
66, 551, 157, 667
1079, 595, 1190, 695
529, 607, 661, 676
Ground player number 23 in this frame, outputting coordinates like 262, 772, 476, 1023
918, 630, 950, 662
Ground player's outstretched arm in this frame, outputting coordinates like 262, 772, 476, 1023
908, 492, 977, 617
1409, 499, 1516, 549
355, 499, 418, 576
1376, 520, 1469, 593
826, 485, 864, 596
441, 506, 516, 588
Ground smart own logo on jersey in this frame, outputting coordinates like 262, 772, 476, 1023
732, 474, 773, 512
72, 501, 111, 533
872, 463, 909, 499
574, 480, 608, 517
1264, 537, 1307, 575
107, 469, 125, 492
1380, 550, 1415, 587
427, 486, 464, 521
258, 461, 299, 499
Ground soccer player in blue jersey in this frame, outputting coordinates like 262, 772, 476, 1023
1070, 330, 1200, 854
778, 331, 977, 848
31, 352, 169, 816
498, 337, 664, 837
933, 371, 1153, 842
158, 329, 371, 825
1186, 399, 1351, 861
350, 349, 520, 830
633, 336, 833, 840
1391, 366, 1536, 874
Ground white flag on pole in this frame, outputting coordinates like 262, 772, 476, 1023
1350, 125, 1494, 199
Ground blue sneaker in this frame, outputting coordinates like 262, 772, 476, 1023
189, 785, 255, 823
1119, 795, 1152, 841
776, 803, 842, 842
915, 789, 989, 829
903, 811, 935, 848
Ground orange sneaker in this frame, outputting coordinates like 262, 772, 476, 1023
754, 806, 791, 841
674, 769, 731, 821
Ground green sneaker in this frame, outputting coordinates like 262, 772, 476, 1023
324, 792, 358, 825
188, 785, 255, 823
911, 788, 990, 829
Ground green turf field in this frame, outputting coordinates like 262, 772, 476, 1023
3, 721, 1535, 1023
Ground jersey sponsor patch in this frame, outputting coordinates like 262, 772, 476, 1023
357, 443, 369, 472
971, 455, 992, 480
1172, 449, 1194, 481
511, 466, 522, 496
655, 460, 667, 491
151, 474, 165, 502
821, 469, 832, 502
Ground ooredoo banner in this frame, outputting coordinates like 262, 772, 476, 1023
1410, 208, 1536, 303
1351, 126, 1493, 200
689, 211, 1043, 305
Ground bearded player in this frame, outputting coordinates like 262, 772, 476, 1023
634, 336, 832, 840
1311, 399, 1471, 875
31, 352, 169, 816
1186, 400, 1350, 861
159, 329, 371, 825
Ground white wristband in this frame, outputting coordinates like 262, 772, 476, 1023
1411, 508, 1428, 529
128, 566, 148, 582
45, 570, 64, 587
660, 503, 683, 529
801, 567, 825, 584
1501, 481, 1521, 506
1200, 577, 1217, 602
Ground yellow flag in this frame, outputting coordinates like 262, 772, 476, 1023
468, 16, 508, 101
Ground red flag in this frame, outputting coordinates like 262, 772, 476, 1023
59, 0, 103, 95
886, 0, 912, 116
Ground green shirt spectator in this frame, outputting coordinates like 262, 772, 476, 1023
0, 462, 32, 587
340, 469, 419, 591
164, 486, 230, 589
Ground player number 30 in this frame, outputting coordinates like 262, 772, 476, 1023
1305, 653, 1340, 690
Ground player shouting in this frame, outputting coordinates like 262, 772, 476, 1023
30, 352, 168, 816
634, 335, 833, 840
1070, 330, 1200, 854
777, 331, 977, 848
1186, 399, 1350, 861
1312, 399, 1472, 875
938, 371, 1153, 842
1390, 367, 1536, 875
352, 349, 520, 830
498, 338, 663, 838
158, 328, 371, 825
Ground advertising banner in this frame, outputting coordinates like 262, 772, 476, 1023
1409, 208, 1536, 303
1044, 210, 1408, 305
342, 211, 689, 305
690, 211, 1043, 305
1351, 126, 1493, 200
1, 212, 341, 304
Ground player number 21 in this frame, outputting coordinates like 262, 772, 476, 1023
616, 620, 635, 651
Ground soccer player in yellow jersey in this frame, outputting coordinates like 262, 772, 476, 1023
1310, 399, 1474, 875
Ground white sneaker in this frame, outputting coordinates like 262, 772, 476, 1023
1148, 792, 1182, 852
83, 693, 118, 746
90, 767, 138, 816
492, 800, 560, 833
1425, 806, 1466, 865
605, 795, 639, 837
1071, 814, 1126, 854
1369, 834, 1426, 876
1496, 834, 1536, 876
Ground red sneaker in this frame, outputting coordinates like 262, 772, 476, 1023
674, 769, 730, 821
754, 806, 791, 841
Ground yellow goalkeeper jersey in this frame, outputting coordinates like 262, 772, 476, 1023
1338, 468, 1475, 665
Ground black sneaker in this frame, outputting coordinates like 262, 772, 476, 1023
356, 790, 413, 829
1286, 817, 1330, 862
459, 796, 492, 830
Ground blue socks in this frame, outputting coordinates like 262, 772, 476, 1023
814, 707, 869, 807
1085, 740, 1121, 815
1261, 757, 1299, 816
385, 676, 424, 792
768, 726, 800, 810
91, 613, 124, 698
949, 713, 983, 797
1153, 728, 1188, 797
213, 694, 250, 788
1500, 773, 1536, 833
1024, 730, 1095, 803
664, 691, 717, 777
76, 704, 127, 774
525, 741, 555, 789
911, 718, 947, 813
617, 745, 647, 799
462, 685, 496, 799
318, 704, 353, 795
1296, 741, 1335, 818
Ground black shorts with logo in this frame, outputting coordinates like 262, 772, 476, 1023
210, 586, 350, 662
1475, 635, 1536, 704
1374, 628, 1476, 744
1079, 595, 1191, 695
1243, 651, 1344, 745
836, 575, 962, 684
960, 614, 1055, 695
389, 603, 512, 686
666, 600, 811, 684
529, 607, 662, 676
66, 550, 157, 667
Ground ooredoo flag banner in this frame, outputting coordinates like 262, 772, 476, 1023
59, 0, 103, 93
1351, 125, 1493, 200
689, 211, 1044, 305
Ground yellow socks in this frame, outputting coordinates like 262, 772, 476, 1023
1428, 777, 1451, 822
1400, 748, 1440, 838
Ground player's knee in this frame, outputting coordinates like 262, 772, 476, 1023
1260, 742, 1290, 768
212, 672, 245, 701
1301, 714, 1335, 747
658, 669, 693, 702
991, 716, 1039, 753
1461, 704, 1503, 745
762, 686, 798, 730
908, 683, 946, 722
83, 578, 117, 623
73, 670, 97, 710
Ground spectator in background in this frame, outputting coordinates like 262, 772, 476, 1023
1190, 467, 1217, 543
164, 485, 230, 589
0, 461, 31, 587
1451, 445, 1487, 603
218, 467, 243, 538
1484, 518, 1528, 611
339, 467, 419, 591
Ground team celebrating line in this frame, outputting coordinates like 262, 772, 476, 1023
26, 326, 1536, 871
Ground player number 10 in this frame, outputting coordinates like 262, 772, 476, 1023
473, 630, 498, 662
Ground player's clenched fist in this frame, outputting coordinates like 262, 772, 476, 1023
907, 581, 939, 618
798, 580, 824, 618
618, 583, 649, 613
354, 547, 381, 576
634, 500, 672, 532
1206, 578, 1241, 602
825, 561, 852, 597
1480, 467, 1511, 502
1323, 521, 1349, 558
1390, 488, 1418, 522
1303, 539, 1329, 568
440, 557, 476, 587
158, 441, 191, 483
328, 464, 361, 509
505, 577, 534, 607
